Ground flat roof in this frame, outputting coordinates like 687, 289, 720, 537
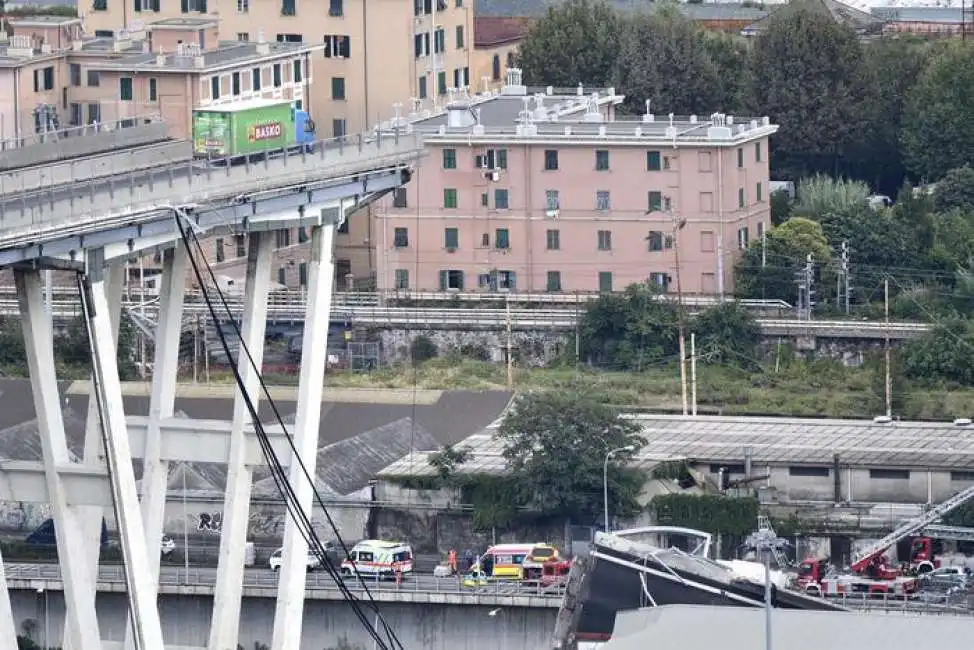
200, 98, 292, 112
86, 40, 316, 73
378, 413, 974, 477
8, 15, 82, 26
149, 16, 219, 28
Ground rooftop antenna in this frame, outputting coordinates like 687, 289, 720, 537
645, 99, 651, 116
520, 95, 533, 123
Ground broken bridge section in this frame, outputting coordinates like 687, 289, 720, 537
0, 128, 424, 650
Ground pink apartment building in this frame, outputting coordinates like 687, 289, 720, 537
374, 72, 779, 296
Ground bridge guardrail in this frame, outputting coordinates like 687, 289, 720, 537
4, 563, 565, 600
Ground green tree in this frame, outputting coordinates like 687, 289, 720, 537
691, 302, 762, 368
579, 282, 680, 370
933, 166, 974, 214
752, 6, 871, 178
516, 0, 622, 87
792, 175, 870, 220
857, 36, 932, 194
902, 43, 974, 181
770, 189, 793, 226
498, 392, 645, 525
613, 7, 720, 115
701, 32, 755, 115
734, 217, 832, 304
816, 205, 916, 272
901, 320, 974, 386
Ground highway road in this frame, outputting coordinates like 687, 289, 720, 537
3, 562, 566, 599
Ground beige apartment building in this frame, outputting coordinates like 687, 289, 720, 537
81, 0, 475, 136
372, 71, 779, 296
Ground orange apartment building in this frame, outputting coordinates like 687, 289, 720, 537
372, 70, 779, 297
80, 0, 475, 136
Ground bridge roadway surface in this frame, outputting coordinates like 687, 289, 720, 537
0, 292, 932, 338
4, 562, 564, 608
0, 129, 424, 256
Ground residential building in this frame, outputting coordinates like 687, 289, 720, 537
741, 0, 886, 37
0, 15, 315, 141
871, 6, 972, 36
471, 16, 530, 91
373, 69, 778, 296
81, 0, 474, 135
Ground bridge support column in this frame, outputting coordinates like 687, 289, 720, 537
210, 232, 273, 650
271, 220, 336, 650
125, 246, 188, 649
68, 262, 125, 650
0, 544, 16, 650
83, 252, 165, 650
16, 268, 102, 650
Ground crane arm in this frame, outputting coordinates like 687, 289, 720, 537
851, 483, 974, 572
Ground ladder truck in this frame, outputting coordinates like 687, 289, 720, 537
798, 483, 974, 596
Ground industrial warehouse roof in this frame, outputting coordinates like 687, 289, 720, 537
378, 413, 974, 477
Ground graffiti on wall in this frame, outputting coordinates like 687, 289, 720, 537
197, 512, 224, 533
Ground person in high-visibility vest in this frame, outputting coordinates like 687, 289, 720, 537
448, 548, 458, 575
395, 567, 403, 585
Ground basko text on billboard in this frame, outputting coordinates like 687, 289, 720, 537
249, 122, 283, 142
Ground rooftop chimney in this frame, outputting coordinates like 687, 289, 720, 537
503, 67, 526, 96
255, 29, 270, 55
445, 89, 477, 129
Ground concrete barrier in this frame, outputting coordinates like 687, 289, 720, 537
0, 119, 170, 170
0, 141, 191, 196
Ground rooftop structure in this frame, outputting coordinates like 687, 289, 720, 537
372, 69, 777, 297
742, 0, 887, 36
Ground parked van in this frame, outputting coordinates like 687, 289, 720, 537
477, 543, 562, 579
340, 540, 414, 579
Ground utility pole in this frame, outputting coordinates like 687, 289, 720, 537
884, 276, 892, 418
837, 241, 851, 315
193, 314, 200, 384
505, 295, 514, 391
673, 216, 688, 416
690, 332, 697, 417
795, 254, 814, 321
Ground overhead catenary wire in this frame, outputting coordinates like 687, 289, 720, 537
173, 211, 404, 650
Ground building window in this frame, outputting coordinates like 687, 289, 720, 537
443, 188, 458, 209
647, 150, 662, 171
87, 103, 101, 124
494, 188, 509, 209
281, 0, 296, 15
492, 55, 501, 80
331, 77, 346, 100
546, 271, 562, 292
275, 229, 291, 248
238, 32, 250, 41
757, 221, 765, 240
297, 262, 308, 287
737, 148, 744, 168
231, 72, 241, 96
495, 228, 510, 250
755, 141, 762, 163
648, 191, 663, 212
546, 229, 560, 250
596, 191, 610, 211
68, 103, 81, 126
329, 0, 343, 16
69, 63, 81, 86
789, 466, 830, 477
738, 227, 749, 250
648, 231, 672, 252
324, 35, 351, 58
145, 78, 156, 101
756, 182, 763, 202
437, 71, 447, 95
293, 60, 303, 83
709, 464, 746, 474
701, 231, 715, 252
119, 77, 134, 101
597, 230, 612, 251
545, 190, 559, 211
543, 149, 558, 171
273, 64, 282, 87
92, 0, 107, 9
595, 149, 609, 171
649, 272, 669, 290
395, 269, 409, 289
434, 27, 445, 53
252, 68, 261, 91
456, 25, 464, 48
235, 235, 246, 257
332, 118, 347, 137
599, 272, 613, 293
418, 76, 427, 99
951, 471, 974, 482
394, 227, 409, 248
35, 67, 53, 92
444, 227, 459, 249
442, 148, 457, 169
180, 0, 208, 11
439, 270, 464, 290
869, 468, 910, 480
495, 270, 516, 290
277, 267, 286, 286
215, 238, 225, 263
392, 187, 407, 208
210, 76, 220, 100
337, 220, 348, 235
237, 0, 249, 12
738, 187, 746, 209
477, 148, 507, 169
87, 70, 100, 87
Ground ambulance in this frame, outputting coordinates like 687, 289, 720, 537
340, 540, 414, 579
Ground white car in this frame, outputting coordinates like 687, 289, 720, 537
160, 536, 176, 557
268, 547, 322, 572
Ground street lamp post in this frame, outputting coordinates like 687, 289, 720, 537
743, 525, 790, 650
603, 445, 636, 532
